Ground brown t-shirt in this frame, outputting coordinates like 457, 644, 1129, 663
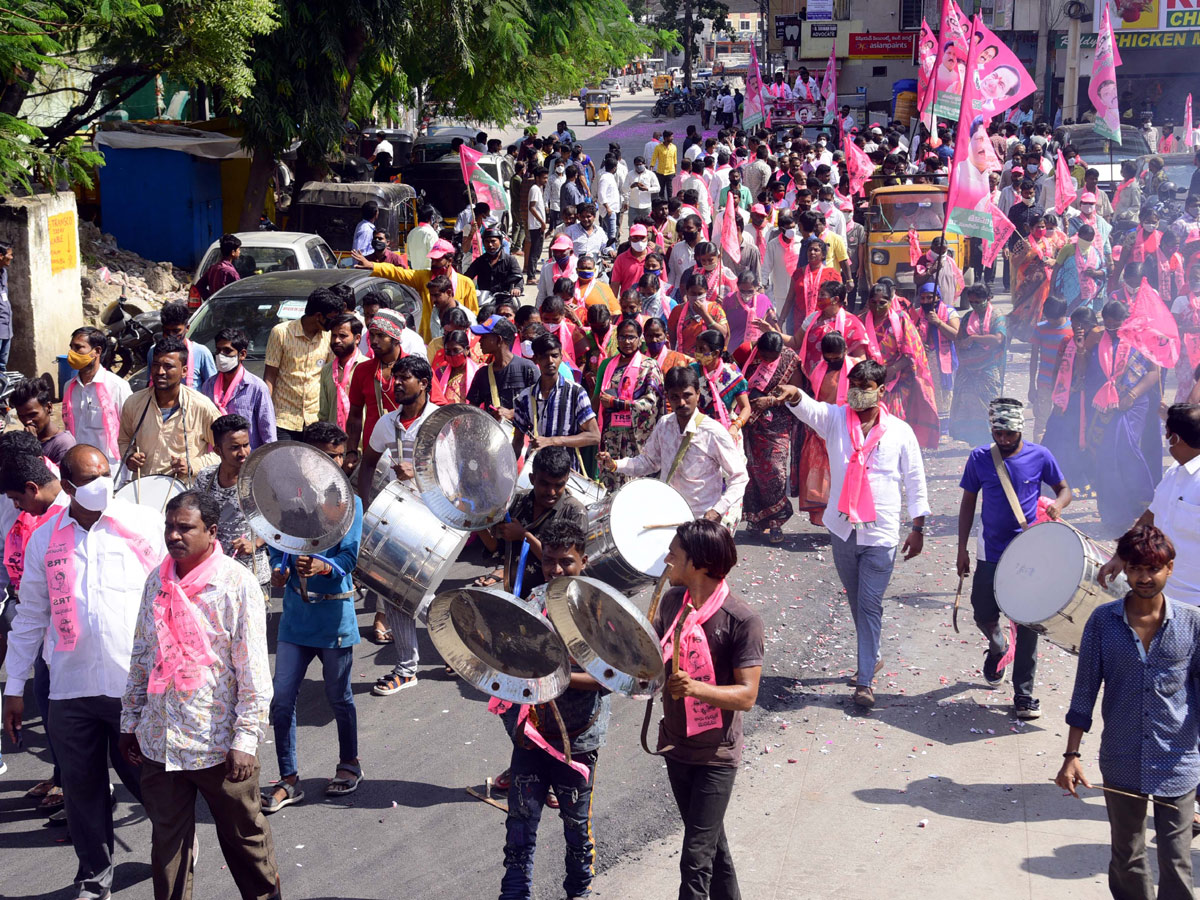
652, 585, 764, 767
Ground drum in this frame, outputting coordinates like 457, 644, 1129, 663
995, 521, 1129, 654
584, 478, 692, 595
516, 451, 607, 507
357, 480, 469, 620
115, 474, 185, 511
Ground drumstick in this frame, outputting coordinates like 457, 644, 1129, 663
1047, 779, 1179, 810
642, 522, 690, 531
952, 576, 963, 634
645, 573, 669, 624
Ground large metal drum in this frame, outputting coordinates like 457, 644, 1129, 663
584, 478, 692, 595
357, 480, 469, 620
516, 450, 607, 506
115, 474, 185, 512
995, 521, 1129, 654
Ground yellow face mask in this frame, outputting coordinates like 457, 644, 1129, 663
67, 348, 94, 370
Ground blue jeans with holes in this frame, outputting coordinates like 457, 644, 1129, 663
830, 530, 897, 687
500, 742, 598, 900
269, 641, 357, 778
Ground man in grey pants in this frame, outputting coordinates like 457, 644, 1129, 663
3, 444, 168, 899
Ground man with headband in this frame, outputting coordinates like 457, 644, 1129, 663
956, 397, 1072, 720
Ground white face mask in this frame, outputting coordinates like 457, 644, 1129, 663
630, 240, 647, 253
71, 475, 114, 512
846, 387, 879, 411
784, 227, 797, 240
635, 164, 645, 173
520, 339, 534, 357
215, 353, 239, 374
544, 320, 562, 334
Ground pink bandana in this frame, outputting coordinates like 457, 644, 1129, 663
63, 376, 120, 457
330, 355, 358, 429
148, 544, 223, 694
598, 352, 643, 430
966, 304, 993, 336
839, 405, 888, 527
211, 365, 244, 416
1092, 331, 1132, 412
863, 306, 905, 365
432, 352, 479, 405
742, 348, 780, 393
660, 581, 729, 736
810, 358, 851, 404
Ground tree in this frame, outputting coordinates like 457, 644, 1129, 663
645, 0, 727, 87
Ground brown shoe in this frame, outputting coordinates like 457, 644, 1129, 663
852, 685, 875, 708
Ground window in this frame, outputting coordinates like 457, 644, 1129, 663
739, 19, 750, 29
898, 0, 936, 30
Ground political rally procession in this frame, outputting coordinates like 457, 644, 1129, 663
6, 0, 1200, 897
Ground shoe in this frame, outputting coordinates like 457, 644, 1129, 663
852, 686, 875, 708
545, 787, 559, 810
0, 757, 6, 776
372, 673, 417, 696
1014, 697, 1041, 720
846, 659, 885, 687
982, 651, 1006, 687
48, 807, 68, 825
494, 768, 512, 791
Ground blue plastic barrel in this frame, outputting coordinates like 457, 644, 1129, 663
57, 354, 72, 400
892, 78, 919, 119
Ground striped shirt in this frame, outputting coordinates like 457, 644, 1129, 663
513, 376, 596, 440
1032, 320, 1072, 388
265, 319, 331, 431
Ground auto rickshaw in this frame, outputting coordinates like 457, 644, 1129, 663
652, 73, 672, 93
585, 91, 611, 126
864, 184, 966, 296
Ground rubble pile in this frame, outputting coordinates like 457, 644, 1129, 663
78, 221, 191, 321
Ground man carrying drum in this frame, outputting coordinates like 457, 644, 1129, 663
956, 397, 1071, 721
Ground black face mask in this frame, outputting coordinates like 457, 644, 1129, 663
826, 357, 844, 370
371, 239, 387, 252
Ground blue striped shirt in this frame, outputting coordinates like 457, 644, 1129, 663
513, 376, 596, 440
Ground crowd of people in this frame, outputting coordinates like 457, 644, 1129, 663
1, 89, 1200, 900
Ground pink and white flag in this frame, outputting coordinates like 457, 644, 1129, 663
720, 192, 741, 266
981, 201, 1015, 268
1186, 95, 1194, 149
821, 46, 838, 126
846, 140, 874, 197
1054, 150, 1076, 216
1089, 3, 1122, 145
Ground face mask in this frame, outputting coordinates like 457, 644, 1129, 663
644, 269, 662, 279
1026, 164, 1039, 173
1022, 196, 1035, 206
215, 353, 239, 374
826, 357, 844, 370
577, 269, 595, 281
67, 348, 93, 370
1143, 223, 1157, 234
71, 475, 113, 513
846, 387, 878, 411
556, 166, 565, 175
1031, 226, 1046, 238
544, 320, 562, 334
372, 239, 387, 252
1078, 239, 1093, 253
646, 339, 667, 355
553, 252, 569, 264
784, 227, 797, 240
630, 240, 647, 252
485, 246, 500, 257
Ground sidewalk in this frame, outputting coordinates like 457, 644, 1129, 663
592, 463, 1134, 899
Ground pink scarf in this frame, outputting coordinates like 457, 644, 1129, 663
966, 303, 993, 336
4, 504, 59, 589
1051, 337, 1077, 414
801, 307, 849, 375
598, 352, 643, 430
551, 255, 577, 282
753, 224, 768, 262
432, 355, 479, 405
838, 405, 888, 527
777, 235, 800, 276
914, 302, 954, 375
62, 375, 120, 457
183, 339, 196, 388
544, 321, 578, 367
330, 355, 358, 429
148, 544, 223, 694
863, 306, 905, 365
211, 365, 245, 416
660, 581, 729, 736
1113, 177, 1134, 211
1182, 292, 1200, 368
488, 696, 591, 779
811, 358, 851, 404
742, 348, 780, 393
1092, 331, 1132, 412
700, 361, 734, 429
1130, 227, 1161, 264
1075, 242, 1103, 301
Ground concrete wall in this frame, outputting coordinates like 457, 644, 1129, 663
0, 192, 84, 380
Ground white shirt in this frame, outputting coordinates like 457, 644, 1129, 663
785, 392, 931, 547
353, 219, 376, 255
406, 223, 439, 272
721, 94, 737, 114
615, 410, 748, 517
624, 168, 660, 211
764, 237, 800, 306
684, 143, 704, 163
547, 168, 566, 212
564, 223, 609, 259
369, 399, 440, 466
597, 172, 621, 216
65, 367, 132, 466
373, 139, 394, 159
842, 113, 857, 133
643, 139, 660, 164
4, 498, 167, 700
667, 240, 697, 286
816, 201, 847, 238
1149, 455, 1200, 604
527, 183, 546, 231
683, 174, 712, 223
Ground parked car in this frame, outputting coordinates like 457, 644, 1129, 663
600, 77, 622, 97
1061, 123, 1152, 195
1136, 152, 1196, 201
291, 181, 419, 256
189, 232, 337, 308
187, 270, 423, 378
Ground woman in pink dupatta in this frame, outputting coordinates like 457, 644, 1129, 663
741, 331, 800, 542
1171, 263, 1200, 401
860, 282, 941, 449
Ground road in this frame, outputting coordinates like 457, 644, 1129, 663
0, 88, 1134, 900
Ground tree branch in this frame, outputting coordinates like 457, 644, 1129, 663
36, 68, 153, 148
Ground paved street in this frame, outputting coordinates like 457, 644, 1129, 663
0, 89, 1166, 900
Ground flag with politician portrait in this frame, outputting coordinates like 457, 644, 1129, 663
1089, 3, 1122, 144
945, 16, 996, 241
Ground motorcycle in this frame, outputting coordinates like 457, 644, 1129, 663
526, 107, 541, 125
100, 284, 160, 379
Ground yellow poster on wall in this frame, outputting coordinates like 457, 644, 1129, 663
48, 211, 78, 275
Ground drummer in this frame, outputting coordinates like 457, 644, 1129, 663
510, 333, 600, 468
466, 316, 539, 427
118, 336, 220, 485
480, 446, 588, 592
956, 397, 1071, 721
495, 517, 611, 900
362, 356, 439, 698
599, 366, 747, 525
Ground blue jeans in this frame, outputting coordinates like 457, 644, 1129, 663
269, 641, 357, 778
0, 337, 11, 373
500, 743, 598, 900
384, 603, 419, 679
830, 530, 897, 687
600, 212, 617, 241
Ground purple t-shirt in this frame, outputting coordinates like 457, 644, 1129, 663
960, 441, 1066, 561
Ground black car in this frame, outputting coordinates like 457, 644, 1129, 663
187, 269, 422, 378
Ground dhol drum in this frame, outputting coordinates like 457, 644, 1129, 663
584, 478, 692, 595
995, 521, 1129, 654
115, 474, 186, 512
516, 451, 607, 506
357, 480, 469, 620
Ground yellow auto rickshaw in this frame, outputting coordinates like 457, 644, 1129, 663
652, 73, 672, 93
585, 91, 611, 126
865, 184, 966, 295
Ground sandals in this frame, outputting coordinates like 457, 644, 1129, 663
25, 779, 55, 799
261, 779, 304, 814
326, 762, 364, 796
39, 786, 65, 810
768, 527, 784, 544
473, 569, 504, 588
369, 626, 393, 644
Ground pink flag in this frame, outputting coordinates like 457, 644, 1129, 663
744, 42, 769, 130
845, 140, 875, 197
981, 201, 1015, 269
821, 46, 838, 126
945, 16, 994, 241
720, 192, 741, 266
459, 144, 509, 214
916, 21, 938, 117
908, 229, 922, 268
1089, 4, 1122, 145
968, 17, 1037, 119
1121, 280, 1181, 370
924, 0, 972, 119
1187, 95, 1194, 150
1054, 150, 1076, 216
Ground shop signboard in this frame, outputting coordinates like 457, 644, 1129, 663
849, 32, 917, 58
807, 0, 834, 20
810, 24, 838, 39
1090, 0, 1200, 31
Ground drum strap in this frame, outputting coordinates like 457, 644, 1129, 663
990, 445, 1028, 529
665, 431, 696, 484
